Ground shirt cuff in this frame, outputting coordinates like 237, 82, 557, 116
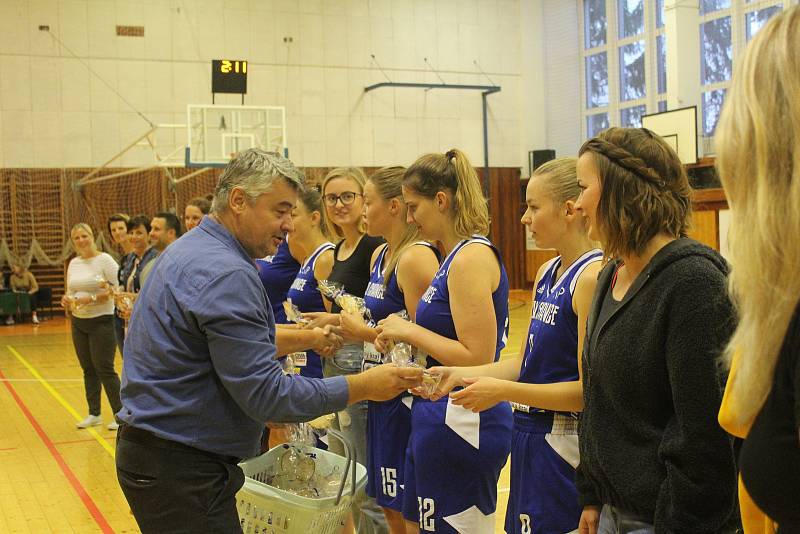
322, 376, 350, 412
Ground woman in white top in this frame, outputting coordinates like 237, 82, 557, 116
61, 223, 122, 431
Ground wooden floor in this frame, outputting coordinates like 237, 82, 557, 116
0, 289, 532, 533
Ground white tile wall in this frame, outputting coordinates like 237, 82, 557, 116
0, 0, 532, 169
0, 56, 32, 111
0, 0, 31, 56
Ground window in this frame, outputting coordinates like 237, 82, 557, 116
619, 41, 646, 101
621, 105, 647, 128
746, 4, 782, 40
656, 34, 667, 94
702, 89, 727, 135
701, 0, 732, 14
584, 0, 607, 48
699, 1, 787, 141
618, 0, 644, 38
586, 52, 609, 108
581, 0, 665, 137
700, 17, 733, 85
587, 113, 610, 138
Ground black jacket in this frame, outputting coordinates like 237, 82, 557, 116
576, 238, 737, 533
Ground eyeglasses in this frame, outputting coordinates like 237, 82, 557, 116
323, 192, 362, 206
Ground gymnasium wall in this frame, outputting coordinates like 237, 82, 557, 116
0, 0, 534, 169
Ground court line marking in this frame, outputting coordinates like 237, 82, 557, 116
0, 378, 84, 382
6, 345, 116, 458
0, 365, 115, 534
53, 437, 104, 446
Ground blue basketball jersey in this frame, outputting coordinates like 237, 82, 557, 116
505, 248, 601, 534
363, 242, 439, 368
403, 236, 513, 533
363, 242, 439, 510
256, 238, 300, 324
519, 249, 603, 389
284, 242, 334, 379
416, 236, 509, 366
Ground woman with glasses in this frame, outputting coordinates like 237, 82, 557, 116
338, 166, 440, 534
310, 166, 385, 533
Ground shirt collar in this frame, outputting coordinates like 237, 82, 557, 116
198, 215, 258, 268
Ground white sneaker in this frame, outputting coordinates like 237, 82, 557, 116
76, 415, 102, 429
4, 316, 13, 325
32, 316, 40, 325
107, 421, 119, 431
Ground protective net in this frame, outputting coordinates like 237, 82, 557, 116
0, 165, 382, 308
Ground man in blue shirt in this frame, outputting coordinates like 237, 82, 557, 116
115, 149, 422, 533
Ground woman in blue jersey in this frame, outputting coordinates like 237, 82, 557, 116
375, 149, 513, 534
256, 236, 301, 324
338, 166, 440, 534
430, 158, 602, 534
281, 187, 335, 379
303, 167, 386, 534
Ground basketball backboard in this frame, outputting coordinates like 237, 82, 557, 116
641, 106, 698, 165
185, 105, 287, 167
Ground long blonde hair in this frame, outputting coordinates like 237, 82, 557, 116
367, 166, 420, 285
715, 6, 800, 423
321, 167, 368, 240
403, 149, 489, 239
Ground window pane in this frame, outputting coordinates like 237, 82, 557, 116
700, 17, 732, 85
702, 89, 727, 136
586, 52, 609, 108
619, 40, 646, 101
584, 0, 607, 48
587, 113, 610, 138
658, 100, 668, 112
618, 0, 644, 38
621, 105, 647, 128
657, 34, 667, 94
656, 0, 665, 28
700, 0, 731, 15
746, 5, 782, 41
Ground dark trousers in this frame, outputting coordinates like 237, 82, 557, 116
112, 313, 125, 357
116, 425, 245, 533
70, 315, 122, 417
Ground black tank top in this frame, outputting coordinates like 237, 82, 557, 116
327, 235, 384, 313
739, 305, 800, 531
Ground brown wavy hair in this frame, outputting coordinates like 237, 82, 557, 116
578, 127, 692, 258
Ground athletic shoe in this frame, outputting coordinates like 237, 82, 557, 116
76, 415, 102, 429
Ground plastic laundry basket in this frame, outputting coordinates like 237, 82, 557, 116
236, 429, 367, 534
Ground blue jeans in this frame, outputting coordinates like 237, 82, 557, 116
598, 505, 655, 534
323, 348, 388, 534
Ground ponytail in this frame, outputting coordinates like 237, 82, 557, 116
404, 149, 489, 239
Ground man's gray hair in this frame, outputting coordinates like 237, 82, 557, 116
211, 149, 305, 213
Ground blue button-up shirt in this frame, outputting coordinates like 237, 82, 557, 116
119, 216, 349, 459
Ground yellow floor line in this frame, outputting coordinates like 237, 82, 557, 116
6, 345, 116, 459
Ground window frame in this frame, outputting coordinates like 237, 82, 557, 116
698, 1, 789, 137
580, 0, 667, 138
